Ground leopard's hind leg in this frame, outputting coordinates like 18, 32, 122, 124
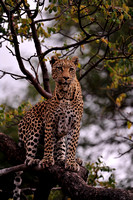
25, 129, 41, 166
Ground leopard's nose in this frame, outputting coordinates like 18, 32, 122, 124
63, 77, 69, 80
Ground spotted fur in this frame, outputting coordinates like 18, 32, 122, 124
18, 56, 83, 172
13, 56, 83, 199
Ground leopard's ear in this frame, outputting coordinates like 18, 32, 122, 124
50, 56, 58, 66
71, 56, 79, 66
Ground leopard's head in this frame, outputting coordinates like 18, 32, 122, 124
50, 56, 79, 91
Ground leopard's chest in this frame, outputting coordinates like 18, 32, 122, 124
56, 102, 75, 137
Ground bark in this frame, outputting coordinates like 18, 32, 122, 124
0, 132, 25, 164
22, 0, 51, 94
0, 132, 133, 200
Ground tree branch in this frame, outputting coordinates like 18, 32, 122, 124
22, 0, 51, 94
10, 0, 23, 14
77, 1, 91, 37
34, 7, 68, 23
0, 163, 133, 200
1, 1, 52, 99
0, 132, 133, 200
0, 70, 27, 80
0, 132, 25, 165
41, 37, 93, 58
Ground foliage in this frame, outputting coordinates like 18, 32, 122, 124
48, 188, 64, 200
86, 157, 116, 188
0, 102, 32, 128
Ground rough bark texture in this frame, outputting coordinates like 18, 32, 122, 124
0, 132, 133, 200
0, 132, 25, 164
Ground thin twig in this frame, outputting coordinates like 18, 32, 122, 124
0, 70, 27, 80
34, 7, 68, 23
117, 147, 133, 158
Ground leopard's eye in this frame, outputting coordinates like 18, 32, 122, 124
69, 67, 74, 72
57, 66, 63, 71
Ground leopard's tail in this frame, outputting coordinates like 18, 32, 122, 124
13, 171, 23, 200
13, 139, 24, 200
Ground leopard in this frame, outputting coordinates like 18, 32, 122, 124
13, 56, 83, 199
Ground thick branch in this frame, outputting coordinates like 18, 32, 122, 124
22, 0, 51, 94
0, 132, 25, 165
0, 163, 133, 200
0, 132, 133, 200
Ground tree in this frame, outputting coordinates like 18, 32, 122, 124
0, 0, 133, 199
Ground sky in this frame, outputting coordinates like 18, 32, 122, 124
0, 43, 27, 106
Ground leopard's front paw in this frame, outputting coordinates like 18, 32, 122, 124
25, 158, 40, 166
55, 158, 65, 166
76, 157, 83, 166
65, 160, 80, 172
55, 155, 65, 165
39, 156, 55, 168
